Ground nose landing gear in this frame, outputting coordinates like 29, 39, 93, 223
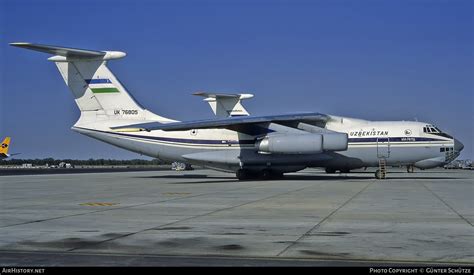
375, 169, 385, 179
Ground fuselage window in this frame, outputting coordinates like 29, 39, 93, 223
440, 148, 445, 152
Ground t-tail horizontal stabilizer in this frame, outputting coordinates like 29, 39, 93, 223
9, 42, 125, 60
193, 92, 254, 117
10, 42, 173, 124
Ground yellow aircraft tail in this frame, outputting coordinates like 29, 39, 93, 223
0, 137, 11, 156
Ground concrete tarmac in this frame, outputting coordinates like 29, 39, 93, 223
0, 168, 472, 266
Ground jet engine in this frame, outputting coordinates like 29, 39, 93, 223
257, 133, 347, 154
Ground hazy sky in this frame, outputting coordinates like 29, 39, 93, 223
1, 0, 473, 159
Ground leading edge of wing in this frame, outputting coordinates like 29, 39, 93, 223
110, 112, 330, 132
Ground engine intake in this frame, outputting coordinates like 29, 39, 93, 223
321, 133, 348, 151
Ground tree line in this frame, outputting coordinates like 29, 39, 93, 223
0, 158, 167, 166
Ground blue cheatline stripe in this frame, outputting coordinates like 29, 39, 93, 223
76, 127, 449, 146
348, 137, 447, 143
85, 79, 112, 84
74, 127, 256, 145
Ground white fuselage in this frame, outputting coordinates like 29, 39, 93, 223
72, 114, 457, 173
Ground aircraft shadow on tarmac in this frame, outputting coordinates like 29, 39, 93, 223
134, 174, 239, 184
133, 172, 466, 184
134, 173, 375, 183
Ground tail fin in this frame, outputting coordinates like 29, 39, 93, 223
10, 43, 172, 123
0, 137, 11, 157
193, 92, 253, 117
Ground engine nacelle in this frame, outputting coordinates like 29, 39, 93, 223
257, 133, 348, 154
258, 134, 323, 154
322, 132, 348, 151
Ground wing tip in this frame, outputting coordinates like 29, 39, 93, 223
10, 42, 31, 47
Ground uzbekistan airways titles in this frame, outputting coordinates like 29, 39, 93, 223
349, 129, 389, 137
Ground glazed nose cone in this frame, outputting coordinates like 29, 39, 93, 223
454, 139, 464, 152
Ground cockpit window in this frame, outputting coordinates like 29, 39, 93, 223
423, 125, 453, 139
424, 125, 440, 133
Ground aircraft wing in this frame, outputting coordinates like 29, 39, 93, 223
111, 112, 330, 132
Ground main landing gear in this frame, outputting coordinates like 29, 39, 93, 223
236, 169, 251, 180
325, 167, 336, 174
406, 165, 415, 173
236, 169, 283, 181
325, 167, 351, 174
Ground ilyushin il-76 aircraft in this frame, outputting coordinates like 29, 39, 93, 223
11, 43, 464, 180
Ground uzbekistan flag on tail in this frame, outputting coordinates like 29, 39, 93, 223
85, 79, 120, 94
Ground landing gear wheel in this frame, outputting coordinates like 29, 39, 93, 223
325, 167, 336, 174
261, 169, 273, 180
273, 172, 284, 179
260, 170, 284, 180
375, 169, 385, 179
406, 165, 414, 173
236, 169, 250, 181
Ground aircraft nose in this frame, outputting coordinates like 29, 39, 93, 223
454, 139, 464, 152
